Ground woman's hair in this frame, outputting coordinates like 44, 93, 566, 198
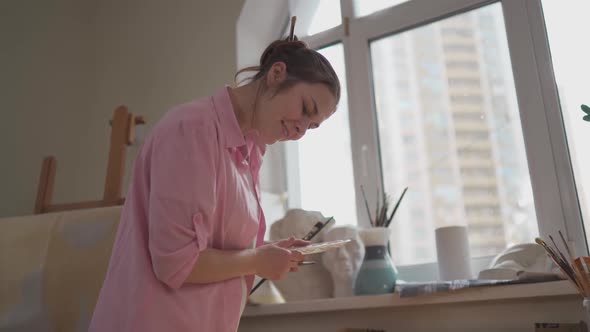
235, 37, 341, 104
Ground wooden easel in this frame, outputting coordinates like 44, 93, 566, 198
34, 106, 145, 214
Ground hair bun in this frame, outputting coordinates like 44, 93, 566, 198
259, 39, 308, 68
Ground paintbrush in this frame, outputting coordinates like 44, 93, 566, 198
558, 230, 575, 261
536, 237, 584, 296
549, 235, 587, 296
556, 231, 590, 296
581, 257, 590, 286
385, 187, 408, 228
250, 216, 334, 295
361, 185, 374, 227
557, 231, 588, 294
376, 193, 389, 227
536, 238, 577, 282
301, 216, 334, 241
573, 257, 590, 297
575, 256, 590, 297
375, 187, 379, 227
549, 235, 571, 269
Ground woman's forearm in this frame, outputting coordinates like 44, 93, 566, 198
184, 248, 257, 284
183, 238, 307, 285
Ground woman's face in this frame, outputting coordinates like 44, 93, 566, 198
254, 62, 338, 145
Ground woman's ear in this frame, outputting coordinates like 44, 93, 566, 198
266, 62, 287, 88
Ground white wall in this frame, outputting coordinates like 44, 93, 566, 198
237, 0, 291, 227
237, 0, 289, 197
236, 0, 288, 70
0, 0, 96, 217
0, 0, 244, 217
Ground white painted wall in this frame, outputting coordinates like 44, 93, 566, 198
1, 0, 244, 217
0, 0, 96, 217
237, 0, 290, 226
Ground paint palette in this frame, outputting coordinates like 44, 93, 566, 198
291, 239, 352, 255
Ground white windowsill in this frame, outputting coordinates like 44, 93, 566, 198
243, 280, 578, 317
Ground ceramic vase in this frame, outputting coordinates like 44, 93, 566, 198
354, 227, 398, 295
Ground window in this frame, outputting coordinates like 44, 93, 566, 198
461, 168, 494, 177
443, 44, 477, 54
354, 0, 409, 17
450, 95, 484, 104
446, 61, 479, 70
455, 130, 489, 141
245, 0, 587, 281
453, 112, 486, 122
288, 0, 341, 37
307, 0, 341, 35
441, 27, 474, 38
370, 4, 538, 265
542, 0, 590, 247
287, 43, 357, 226
448, 78, 481, 87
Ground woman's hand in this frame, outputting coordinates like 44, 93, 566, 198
274, 237, 310, 272
254, 237, 309, 279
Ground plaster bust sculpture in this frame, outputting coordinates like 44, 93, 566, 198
321, 226, 364, 297
268, 209, 334, 301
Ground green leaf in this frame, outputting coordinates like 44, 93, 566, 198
584, 115, 590, 122
582, 104, 590, 115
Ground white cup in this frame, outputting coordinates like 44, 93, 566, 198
435, 225, 472, 281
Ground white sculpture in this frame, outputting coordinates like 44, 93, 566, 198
321, 226, 365, 298
269, 209, 328, 241
478, 243, 560, 280
268, 209, 334, 301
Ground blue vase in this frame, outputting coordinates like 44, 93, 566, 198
354, 227, 398, 295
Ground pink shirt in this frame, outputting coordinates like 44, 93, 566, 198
89, 87, 266, 332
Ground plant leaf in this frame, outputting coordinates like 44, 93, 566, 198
581, 104, 590, 115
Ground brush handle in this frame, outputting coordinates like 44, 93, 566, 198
558, 230, 575, 261
549, 235, 588, 297
548, 254, 584, 296
574, 258, 590, 297
360, 186, 374, 227
385, 187, 407, 228
536, 238, 584, 295
250, 217, 333, 295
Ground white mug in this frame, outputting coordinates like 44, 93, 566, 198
435, 225, 473, 280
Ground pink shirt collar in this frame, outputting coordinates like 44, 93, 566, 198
211, 86, 267, 163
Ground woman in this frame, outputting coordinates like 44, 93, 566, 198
89, 27, 341, 332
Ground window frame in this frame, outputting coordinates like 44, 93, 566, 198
280, 0, 587, 271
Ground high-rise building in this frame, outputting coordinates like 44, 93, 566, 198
372, 6, 537, 265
